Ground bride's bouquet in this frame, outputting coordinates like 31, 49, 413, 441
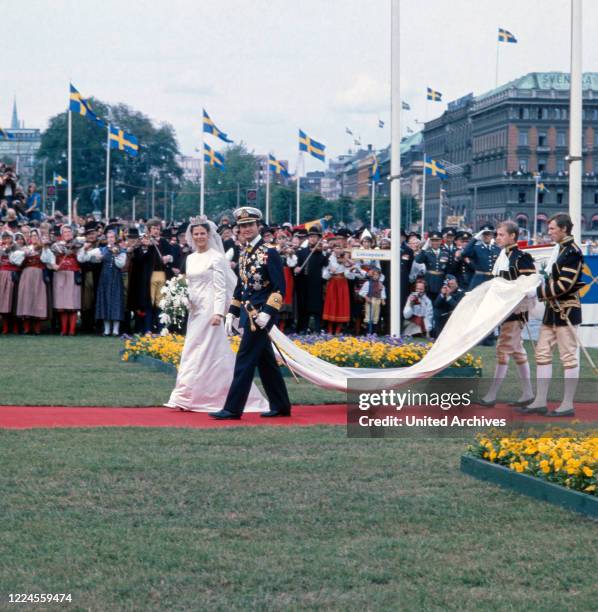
158, 275, 190, 333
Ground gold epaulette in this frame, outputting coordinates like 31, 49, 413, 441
231, 298, 241, 308
266, 292, 283, 311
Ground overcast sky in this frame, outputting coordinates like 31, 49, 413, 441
3, 0, 597, 173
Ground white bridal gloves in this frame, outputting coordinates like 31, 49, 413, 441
255, 312, 271, 329
225, 313, 239, 336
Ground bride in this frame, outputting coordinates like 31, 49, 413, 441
165, 217, 268, 412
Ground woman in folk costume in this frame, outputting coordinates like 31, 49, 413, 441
322, 243, 354, 334
0, 230, 25, 334
94, 228, 127, 336
16, 229, 54, 334
165, 217, 268, 413
402, 278, 434, 338
275, 229, 296, 333
51, 224, 86, 336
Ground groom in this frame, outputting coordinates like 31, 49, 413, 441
209, 206, 292, 420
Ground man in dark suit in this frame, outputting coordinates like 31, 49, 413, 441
210, 206, 292, 420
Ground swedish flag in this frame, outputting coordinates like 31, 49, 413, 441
426, 87, 442, 102
69, 84, 104, 127
109, 125, 139, 157
203, 109, 233, 143
53, 172, 68, 186
424, 158, 447, 179
498, 28, 517, 43
371, 155, 380, 181
268, 154, 289, 177
0, 125, 13, 140
299, 129, 325, 162
204, 143, 225, 171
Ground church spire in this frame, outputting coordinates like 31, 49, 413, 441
11, 97, 19, 129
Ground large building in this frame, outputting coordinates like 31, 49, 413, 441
0, 100, 42, 185
422, 72, 598, 235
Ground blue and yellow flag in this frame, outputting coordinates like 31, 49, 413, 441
53, 172, 68, 186
69, 84, 104, 127
0, 125, 13, 140
109, 125, 139, 157
424, 158, 447, 179
371, 155, 380, 181
426, 87, 442, 102
268, 154, 289, 177
299, 129, 325, 162
498, 28, 517, 43
204, 143, 225, 170
203, 109, 233, 143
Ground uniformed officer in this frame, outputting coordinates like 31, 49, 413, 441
476, 221, 536, 407
454, 230, 474, 289
520, 213, 585, 417
210, 206, 292, 420
415, 230, 448, 302
442, 227, 459, 277
462, 224, 500, 290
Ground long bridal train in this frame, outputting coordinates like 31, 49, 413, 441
268, 274, 542, 392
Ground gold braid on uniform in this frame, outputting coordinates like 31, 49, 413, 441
266, 292, 283, 311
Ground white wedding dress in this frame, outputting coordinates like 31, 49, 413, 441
165, 245, 269, 412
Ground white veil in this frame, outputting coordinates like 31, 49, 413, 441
186, 217, 238, 309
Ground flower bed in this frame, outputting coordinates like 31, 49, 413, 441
468, 431, 598, 497
121, 333, 482, 371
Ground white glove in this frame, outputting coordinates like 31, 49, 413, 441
224, 313, 238, 336
255, 312, 271, 329
474, 230, 485, 241
422, 238, 431, 250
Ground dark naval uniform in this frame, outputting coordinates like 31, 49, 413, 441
415, 242, 448, 300
535, 235, 584, 370
462, 238, 500, 290
219, 210, 292, 418
497, 244, 536, 322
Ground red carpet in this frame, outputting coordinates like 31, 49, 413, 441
0, 403, 596, 429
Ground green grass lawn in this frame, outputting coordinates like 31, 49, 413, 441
1, 335, 598, 406
1, 427, 596, 610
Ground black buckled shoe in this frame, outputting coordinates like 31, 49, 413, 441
208, 410, 242, 420
514, 405, 547, 415
508, 397, 535, 408
260, 409, 292, 418
546, 408, 575, 417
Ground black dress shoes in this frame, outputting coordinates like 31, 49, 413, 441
546, 408, 575, 417
260, 409, 292, 418
208, 410, 241, 420
514, 405, 547, 415
474, 398, 496, 408
508, 397, 535, 408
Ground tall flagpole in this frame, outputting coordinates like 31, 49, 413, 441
265, 157, 271, 224
200, 129, 205, 215
67, 108, 72, 224
421, 153, 427, 234
296, 150, 302, 225
105, 124, 111, 221
495, 37, 500, 87
390, 0, 401, 336
569, 0, 583, 245
533, 174, 540, 242
370, 177, 376, 230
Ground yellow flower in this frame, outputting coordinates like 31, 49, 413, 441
582, 466, 594, 477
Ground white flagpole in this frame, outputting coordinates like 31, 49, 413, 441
200, 129, 205, 215
132, 195, 136, 222
495, 36, 500, 88
370, 176, 376, 231
296, 150, 302, 225
67, 109, 72, 224
390, 0, 401, 336
569, 0, 583, 245
265, 157, 271, 225
533, 174, 539, 242
421, 153, 427, 234
105, 124, 111, 221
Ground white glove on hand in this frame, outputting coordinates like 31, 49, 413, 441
474, 230, 485, 241
224, 313, 238, 336
255, 312, 271, 329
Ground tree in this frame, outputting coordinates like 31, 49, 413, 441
36, 100, 182, 218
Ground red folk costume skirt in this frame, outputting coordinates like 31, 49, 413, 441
323, 274, 350, 323
282, 266, 294, 314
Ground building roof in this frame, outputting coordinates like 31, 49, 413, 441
400, 131, 422, 154
476, 71, 598, 102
